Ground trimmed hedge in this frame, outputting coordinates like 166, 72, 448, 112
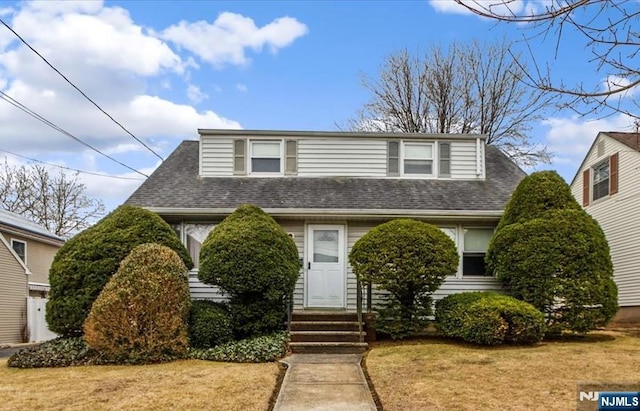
188, 332, 290, 363
435, 292, 546, 345
198, 205, 299, 338
47, 205, 192, 337
188, 300, 234, 349
488, 209, 618, 334
83, 244, 191, 364
349, 219, 458, 339
495, 170, 581, 231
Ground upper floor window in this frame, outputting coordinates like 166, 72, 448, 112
11, 239, 26, 263
403, 142, 434, 175
592, 160, 610, 201
251, 141, 282, 173
582, 152, 618, 206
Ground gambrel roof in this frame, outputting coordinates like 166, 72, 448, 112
126, 140, 525, 217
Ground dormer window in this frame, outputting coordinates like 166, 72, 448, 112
403, 142, 434, 175
250, 141, 282, 174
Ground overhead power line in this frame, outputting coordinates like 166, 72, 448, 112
0, 90, 149, 177
0, 149, 146, 181
0, 17, 165, 162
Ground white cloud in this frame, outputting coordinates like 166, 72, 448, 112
8, 4, 184, 76
603, 75, 639, 98
187, 84, 208, 103
543, 113, 635, 175
428, 1, 474, 15
0, 2, 311, 211
430, 1, 544, 18
161, 12, 308, 66
236, 83, 248, 92
0, 1, 241, 157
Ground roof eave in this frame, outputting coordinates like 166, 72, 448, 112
197, 129, 488, 141
144, 207, 503, 221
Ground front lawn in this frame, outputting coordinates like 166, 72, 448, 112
0, 358, 280, 410
365, 330, 640, 411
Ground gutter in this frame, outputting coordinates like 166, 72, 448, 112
144, 207, 503, 221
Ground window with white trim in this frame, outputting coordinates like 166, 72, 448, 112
250, 141, 282, 173
592, 160, 609, 201
403, 142, 434, 175
462, 228, 494, 276
439, 227, 458, 275
184, 224, 216, 269
11, 239, 26, 263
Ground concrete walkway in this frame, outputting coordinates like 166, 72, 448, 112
273, 354, 377, 411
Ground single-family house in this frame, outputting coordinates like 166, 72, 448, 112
570, 131, 640, 325
126, 130, 525, 311
0, 208, 64, 344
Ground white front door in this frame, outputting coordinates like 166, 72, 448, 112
306, 224, 346, 308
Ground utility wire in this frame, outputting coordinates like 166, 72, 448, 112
0, 91, 149, 177
0, 149, 146, 181
0, 17, 165, 162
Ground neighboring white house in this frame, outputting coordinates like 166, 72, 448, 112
570, 131, 640, 325
126, 129, 525, 311
0, 208, 63, 344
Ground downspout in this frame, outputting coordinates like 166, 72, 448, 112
476, 138, 481, 177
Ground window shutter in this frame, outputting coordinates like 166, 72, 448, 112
610, 152, 619, 195
233, 140, 246, 175
388, 141, 399, 176
439, 142, 451, 177
285, 140, 297, 175
582, 169, 590, 206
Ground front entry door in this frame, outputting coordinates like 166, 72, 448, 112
306, 225, 345, 308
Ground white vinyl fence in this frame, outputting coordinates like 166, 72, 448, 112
27, 297, 57, 342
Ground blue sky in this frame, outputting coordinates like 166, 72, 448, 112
0, 1, 636, 212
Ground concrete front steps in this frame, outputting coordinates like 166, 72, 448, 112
289, 311, 368, 354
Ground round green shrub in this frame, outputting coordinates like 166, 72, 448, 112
47, 205, 193, 337
349, 219, 458, 339
188, 300, 234, 349
489, 209, 618, 334
435, 292, 545, 345
198, 204, 299, 338
495, 170, 580, 231
83, 244, 191, 364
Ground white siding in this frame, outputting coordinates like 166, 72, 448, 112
200, 137, 234, 176
0, 237, 27, 344
279, 220, 305, 309
188, 271, 227, 302
186, 219, 305, 308
346, 221, 502, 311
450, 140, 480, 179
297, 140, 387, 177
571, 135, 640, 307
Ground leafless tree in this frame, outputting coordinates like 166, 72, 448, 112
456, 0, 640, 119
349, 40, 554, 166
0, 160, 105, 238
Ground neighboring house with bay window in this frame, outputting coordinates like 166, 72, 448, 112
0, 208, 63, 344
126, 129, 525, 311
570, 131, 640, 325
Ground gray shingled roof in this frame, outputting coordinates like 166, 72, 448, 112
0, 208, 64, 241
126, 140, 525, 213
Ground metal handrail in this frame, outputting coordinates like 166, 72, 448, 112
356, 277, 364, 343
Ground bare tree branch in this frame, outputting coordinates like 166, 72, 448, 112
349, 40, 555, 166
0, 159, 105, 238
455, 0, 640, 118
